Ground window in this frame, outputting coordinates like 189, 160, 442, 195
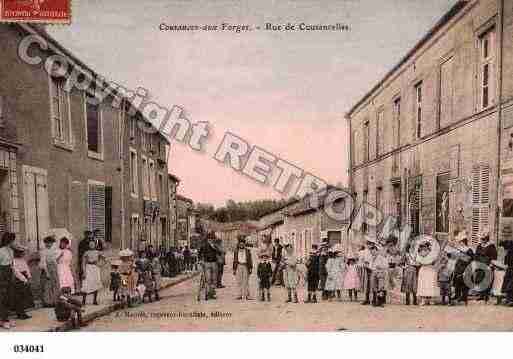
408, 176, 422, 236
364, 121, 369, 162
439, 57, 454, 128
88, 181, 105, 243
129, 149, 138, 197
160, 216, 167, 246
362, 191, 368, 233
393, 97, 401, 148
141, 155, 149, 199
436, 173, 450, 233
376, 187, 382, 211
479, 29, 496, 110
85, 93, 102, 155
352, 130, 358, 166
50, 77, 72, 145
415, 82, 423, 139
376, 110, 384, 156
140, 125, 146, 151
149, 159, 156, 201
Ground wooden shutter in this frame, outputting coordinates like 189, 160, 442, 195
23, 166, 49, 251
88, 183, 105, 242
471, 164, 490, 246
105, 186, 112, 243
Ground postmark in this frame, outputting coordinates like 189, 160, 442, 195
1, 0, 71, 24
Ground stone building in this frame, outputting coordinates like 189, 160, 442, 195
0, 23, 171, 285
215, 221, 259, 251
347, 0, 513, 250
258, 186, 351, 259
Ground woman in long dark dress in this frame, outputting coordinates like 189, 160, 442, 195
500, 240, 513, 306
9, 245, 33, 318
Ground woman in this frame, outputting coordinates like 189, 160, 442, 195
56, 237, 75, 293
416, 243, 440, 305
81, 240, 105, 305
9, 245, 33, 318
0, 233, 18, 329
39, 236, 59, 307
282, 244, 300, 303
325, 248, 345, 301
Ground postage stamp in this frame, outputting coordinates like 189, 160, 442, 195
0, 0, 70, 24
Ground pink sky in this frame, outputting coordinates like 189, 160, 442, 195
48, 0, 457, 206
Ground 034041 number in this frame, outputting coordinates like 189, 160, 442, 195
12, 345, 44, 353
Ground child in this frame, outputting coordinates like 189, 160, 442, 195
325, 248, 344, 301
305, 245, 320, 303
119, 249, 138, 308
110, 260, 122, 302
152, 256, 162, 301
344, 257, 360, 302
257, 254, 273, 301
437, 256, 452, 305
55, 287, 85, 329
491, 260, 507, 305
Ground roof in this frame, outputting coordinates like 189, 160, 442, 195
15, 23, 170, 144
176, 194, 193, 204
168, 173, 181, 183
346, 1, 470, 119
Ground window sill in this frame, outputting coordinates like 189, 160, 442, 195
53, 140, 74, 152
88, 150, 104, 161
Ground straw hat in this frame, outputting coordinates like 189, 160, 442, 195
119, 249, 134, 257
111, 259, 123, 266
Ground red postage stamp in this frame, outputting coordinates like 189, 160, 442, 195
1, 0, 71, 24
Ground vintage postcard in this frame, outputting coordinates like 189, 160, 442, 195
1, 0, 513, 341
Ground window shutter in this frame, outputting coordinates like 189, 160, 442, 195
471, 164, 490, 246
105, 186, 112, 243
88, 184, 105, 242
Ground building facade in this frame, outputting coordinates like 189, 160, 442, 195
168, 173, 180, 246
0, 23, 171, 285
258, 187, 351, 259
347, 0, 513, 251
176, 194, 193, 247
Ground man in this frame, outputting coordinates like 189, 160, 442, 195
0, 233, 17, 329
233, 236, 253, 300
199, 233, 219, 299
78, 230, 93, 281
369, 245, 388, 307
359, 240, 374, 305
271, 238, 283, 285
475, 229, 498, 302
318, 244, 329, 300
215, 239, 226, 288
305, 244, 321, 303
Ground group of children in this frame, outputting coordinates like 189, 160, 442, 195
255, 243, 361, 303
109, 249, 162, 308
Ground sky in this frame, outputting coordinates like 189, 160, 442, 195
48, 0, 458, 207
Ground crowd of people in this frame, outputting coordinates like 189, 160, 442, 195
0, 229, 200, 330
238, 228, 513, 309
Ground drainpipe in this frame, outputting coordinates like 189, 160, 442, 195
120, 100, 126, 250
495, 0, 505, 244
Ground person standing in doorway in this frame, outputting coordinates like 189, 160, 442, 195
233, 236, 253, 300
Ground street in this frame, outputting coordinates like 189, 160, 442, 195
83, 255, 513, 331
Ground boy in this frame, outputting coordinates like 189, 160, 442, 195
437, 256, 452, 305
257, 254, 272, 301
110, 260, 122, 302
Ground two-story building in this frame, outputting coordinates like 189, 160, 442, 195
0, 23, 171, 286
347, 0, 513, 250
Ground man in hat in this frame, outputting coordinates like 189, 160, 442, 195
475, 228, 498, 302
0, 232, 17, 329
257, 253, 273, 301
199, 232, 219, 300
233, 236, 253, 300
318, 244, 329, 300
305, 244, 321, 303
451, 231, 473, 305
215, 239, 226, 288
